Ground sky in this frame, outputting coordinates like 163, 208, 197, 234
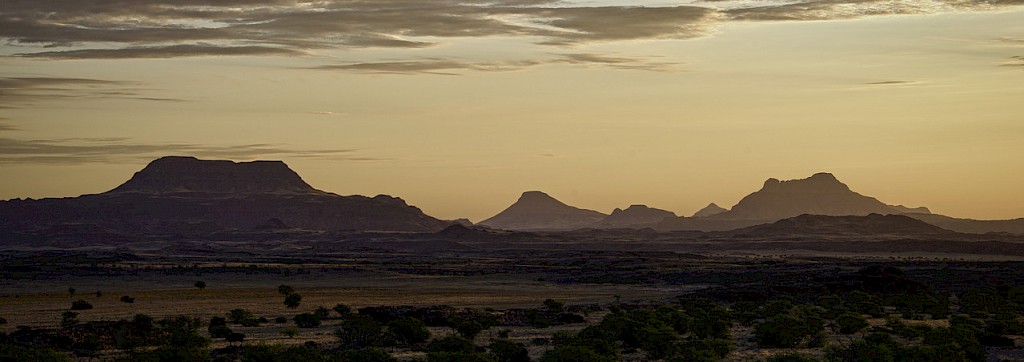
1, 0, 1023, 222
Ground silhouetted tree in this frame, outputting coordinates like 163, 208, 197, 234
70, 300, 93, 310
61, 311, 79, 329
120, 295, 135, 303
278, 285, 295, 295
489, 339, 530, 362
227, 309, 255, 324
293, 313, 322, 328
226, 332, 245, 346
284, 293, 302, 309
194, 281, 206, 290
67, 287, 76, 297
334, 303, 352, 318
95, 290, 102, 297
314, 306, 331, 319
388, 317, 431, 346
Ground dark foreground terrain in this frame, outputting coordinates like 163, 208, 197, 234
2, 227, 1024, 361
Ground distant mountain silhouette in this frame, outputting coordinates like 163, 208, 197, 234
725, 173, 896, 219
692, 203, 728, 218
889, 205, 931, 214
657, 173, 935, 232
903, 213, 1024, 235
109, 156, 322, 195
725, 213, 955, 238
592, 205, 676, 228
0, 156, 450, 237
478, 191, 606, 231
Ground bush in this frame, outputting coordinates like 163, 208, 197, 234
489, 339, 530, 362
336, 315, 387, 348
428, 351, 495, 362
387, 317, 431, 346
427, 335, 476, 353
284, 293, 302, 309
334, 303, 352, 317
274, 316, 288, 324
0, 344, 72, 362
765, 352, 821, 362
120, 296, 135, 303
208, 325, 233, 338
227, 309, 254, 324
293, 313, 321, 328
70, 300, 93, 310
836, 312, 869, 334
540, 346, 615, 362
755, 315, 813, 348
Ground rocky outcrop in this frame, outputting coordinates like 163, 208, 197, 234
592, 205, 676, 228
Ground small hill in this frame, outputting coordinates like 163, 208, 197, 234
692, 203, 728, 218
477, 191, 607, 231
727, 213, 956, 238
593, 205, 676, 228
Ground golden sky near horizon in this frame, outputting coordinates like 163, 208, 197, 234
1, 0, 1023, 222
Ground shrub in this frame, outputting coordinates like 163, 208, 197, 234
70, 300, 93, 310
836, 312, 869, 334
336, 315, 387, 348
208, 325, 233, 338
540, 346, 615, 362
120, 295, 135, 303
334, 303, 352, 317
293, 313, 321, 328
427, 335, 476, 353
388, 317, 431, 346
227, 309, 254, 324
284, 293, 302, 309
193, 281, 206, 290
490, 339, 530, 362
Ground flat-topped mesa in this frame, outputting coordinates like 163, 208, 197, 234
107, 156, 321, 195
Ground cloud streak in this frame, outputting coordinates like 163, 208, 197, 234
2, 0, 1019, 61
0, 137, 379, 165
0, 77, 186, 107
312, 53, 676, 75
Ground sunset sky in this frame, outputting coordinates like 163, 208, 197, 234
2, 0, 1023, 222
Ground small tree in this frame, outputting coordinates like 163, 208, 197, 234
95, 290, 102, 298
490, 339, 530, 362
281, 328, 299, 339
120, 296, 135, 303
544, 299, 565, 313
61, 311, 79, 329
70, 300, 93, 310
227, 309, 255, 324
836, 312, 869, 334
388, 317, 431, 346
293, 313, 322, 328
194, 281, 206, 290
67, 287, 76, 297
333, 303, 352, 318
314, 306, 331, 320
278, 285, 295, 295
284, 293, 302, 309
226, 332, 245, 346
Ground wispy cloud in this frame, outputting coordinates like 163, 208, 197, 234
864, 80, 918, 85
312, 53, 675, 75
0, 76, 187, 107
15, 44, 304, 60
3, 0, 1018, 61
1001, 55, 1024, 68
0, 137, 380, 165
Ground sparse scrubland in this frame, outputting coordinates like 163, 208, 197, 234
2, 251, 1022, 361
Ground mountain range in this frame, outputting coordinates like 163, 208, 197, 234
1, 156, 1023, 242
